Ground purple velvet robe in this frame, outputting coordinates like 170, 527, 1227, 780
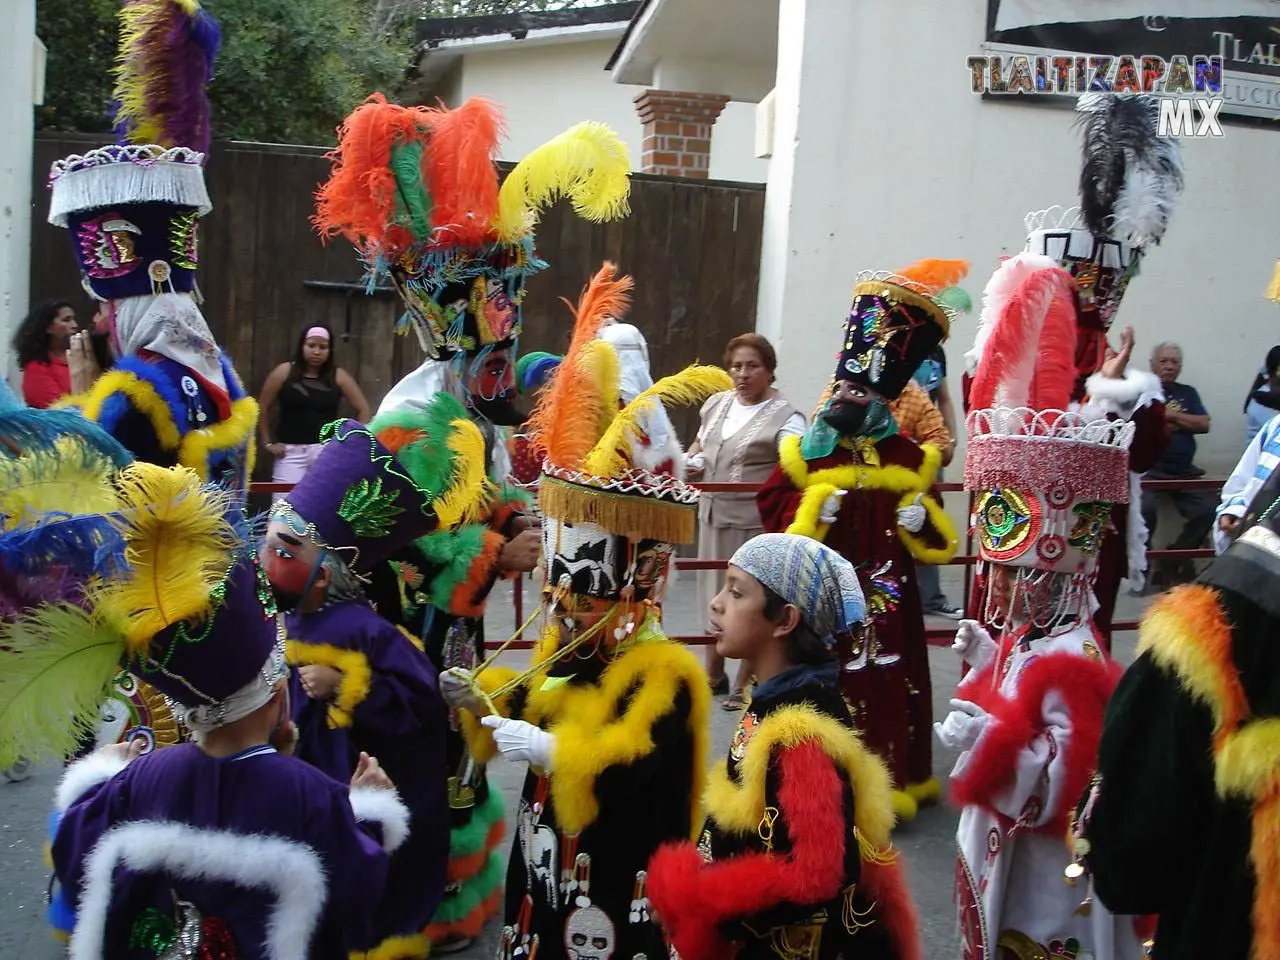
287, 601, 449, 948
52, 743, 395, 959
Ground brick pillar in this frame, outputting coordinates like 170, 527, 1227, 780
634, 89, 731, 179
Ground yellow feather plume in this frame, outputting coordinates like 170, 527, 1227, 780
92, 463, 236, 656
583, 364, 732, 477
1267, 260, 1280, 303
0, 440, 121, 531
577, 339, 621, 441
494, 122, 632, 242
434, 418, 497, 529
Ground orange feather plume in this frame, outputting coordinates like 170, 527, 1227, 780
374, 426, 425, 454
419, 97, 505, 248
894, 258, 971, 295
526, 262, 634, 471
312, 93, 433, 257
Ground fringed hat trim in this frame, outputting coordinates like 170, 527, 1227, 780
538, 471, 697, 545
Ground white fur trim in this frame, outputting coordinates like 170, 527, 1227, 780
48, 150, 211, 227
71, 821, 326, 960
1084, 369, 1164, 418
55, 752, 130, 812
348, 787, 410, 853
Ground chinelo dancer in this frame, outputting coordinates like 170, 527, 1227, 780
940, 250, 1145, 960
756, 259, 965, 821
965, 92, 1184, 646
647, 532, 924, 960
51, 0, 256, 492
0, 463, 409, 958
261, 391, 492, 960
439, 262, 728, 960
312, 92, 632, 953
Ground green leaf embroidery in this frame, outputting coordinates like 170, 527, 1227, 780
338, 477, 405, 539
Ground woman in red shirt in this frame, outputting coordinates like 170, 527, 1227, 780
13, 299, 78, 408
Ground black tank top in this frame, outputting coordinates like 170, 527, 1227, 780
277, 374, 342, 444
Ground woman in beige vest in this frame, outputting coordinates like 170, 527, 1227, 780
686, 333, 804, 709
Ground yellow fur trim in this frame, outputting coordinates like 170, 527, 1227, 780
78, 369, 182, 451
522, 640, 710, 837
898, 480, 959, 564
177, 395, 258, 483
286, 640, 373, 730
349, 932, 431, 960
703, 703, 897, 850
787, 481, 839, 542
903, 777, 942, 805
1217, 719, 1280, 799
458, 666, 521, 765
395, 625, 425, 653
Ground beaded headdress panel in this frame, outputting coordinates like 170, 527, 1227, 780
314, 96, 631, 361
965, 253, 1134, 630
48, 0, 220, 301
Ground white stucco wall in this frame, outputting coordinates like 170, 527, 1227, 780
451, 38, 768, 183
756, 0, 1280, 474
1, 2, 36, 383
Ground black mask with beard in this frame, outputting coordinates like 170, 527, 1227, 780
468, 393, 527, 427
822, 400, 870, 435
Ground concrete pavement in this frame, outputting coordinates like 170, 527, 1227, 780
0, 568, 1151, 959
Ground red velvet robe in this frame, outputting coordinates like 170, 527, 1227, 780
757, 435, 956, 790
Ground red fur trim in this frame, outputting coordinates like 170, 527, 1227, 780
949, 650, 1121, 833
423, 889, 502, 942
446, 821, 505, 882
862, 860, 924, 960
647, 743, 847, 959
448, 531, 505, 617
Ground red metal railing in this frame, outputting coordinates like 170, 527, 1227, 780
247, 476, 1224, 651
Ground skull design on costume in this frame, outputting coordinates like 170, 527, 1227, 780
564, 904, 616, 960
518, 801, 560, 910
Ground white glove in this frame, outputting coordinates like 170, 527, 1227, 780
897, 494, 926, 534
933, 699, 990, 752
820, 490, 845, 524
951, 619, 997, 671
481, 716, 556, 768
439, 667, 486, 714
684, 451, 706, 473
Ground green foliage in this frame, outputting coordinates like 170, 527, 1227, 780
35, 0, 413, 146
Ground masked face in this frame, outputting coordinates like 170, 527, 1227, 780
260, 520, 327, 612
823, 381, 891, 437
466, 347, 525, 426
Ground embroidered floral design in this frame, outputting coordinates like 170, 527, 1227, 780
336, 477, 405, 539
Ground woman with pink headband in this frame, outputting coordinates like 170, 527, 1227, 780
258, 322, 371, 499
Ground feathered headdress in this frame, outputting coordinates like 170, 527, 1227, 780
0, 463, 274, 769
313, 95, 632, 359
531, 263, 730, 548
278, 391, 494, 573
1075, 93, 1184, 249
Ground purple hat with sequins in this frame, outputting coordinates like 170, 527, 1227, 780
278, 419, 442, 573
130, 557, 283, 710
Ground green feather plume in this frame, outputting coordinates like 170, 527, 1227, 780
0, 604, 125, 769
936, 285, 973, 313
390, 140, 433, 242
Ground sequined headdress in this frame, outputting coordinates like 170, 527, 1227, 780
276, 392, 492, 574
527, 263, 730, 610
1023, 94, 1184, 383
48, 0, 219, 301
314, 95, 631, 362
834, 259, 968, 400
0, 462, 285, 768
965, 253, 1135, 630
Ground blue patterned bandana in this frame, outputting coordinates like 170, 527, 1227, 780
729, 533, 866, 645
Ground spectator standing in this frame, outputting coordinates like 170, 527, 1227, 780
258, 324, 371, 500
13, 299, 78, 408
1141, 341, 1216, 586
1242, 345, 1280, 443
686, 333, 804, 710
